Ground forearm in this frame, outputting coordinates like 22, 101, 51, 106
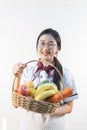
50, 101, 73, 116
12, 77, 21, 108
12, 63, 26, 91
13, 77, 21, 91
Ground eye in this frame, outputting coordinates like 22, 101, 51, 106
49, 43, 55, 47
49, 43, 54, 46
38, 42, 45, 48
41, 42, 45, 45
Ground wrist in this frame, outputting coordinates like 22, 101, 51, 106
14, 74, 22, 79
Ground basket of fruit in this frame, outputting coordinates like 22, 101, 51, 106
12, 60, 73, 114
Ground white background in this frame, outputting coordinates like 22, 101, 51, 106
0, 0, 87, 130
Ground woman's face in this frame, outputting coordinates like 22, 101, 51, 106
37, 34, 59, 63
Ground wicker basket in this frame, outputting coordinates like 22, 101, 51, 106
12, 60, 64, 114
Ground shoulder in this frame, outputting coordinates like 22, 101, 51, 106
62, 67, 75, 88
62, 67, 74, 81
62, 67, 79, 102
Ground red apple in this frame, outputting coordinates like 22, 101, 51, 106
17, 84, 30, 96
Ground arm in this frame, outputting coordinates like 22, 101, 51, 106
50, 101, 73, 116
52, 67, 78, 116
13, 77, 21, 91
12, 63, 26, 108
12, 63, 27, 91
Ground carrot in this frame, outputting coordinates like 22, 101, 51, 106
45, 93, 63, 103
61, 87, 73, 99
45, 87, 73, 103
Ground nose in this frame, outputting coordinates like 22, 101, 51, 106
43, 45, 49, 50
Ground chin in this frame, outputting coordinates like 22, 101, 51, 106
40, 55, 53, 62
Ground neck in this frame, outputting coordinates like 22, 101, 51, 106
39, 58, 54, 66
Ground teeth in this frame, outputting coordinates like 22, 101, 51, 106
43, 52, 50, 55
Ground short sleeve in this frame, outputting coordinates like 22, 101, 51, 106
62, 68, 79, 102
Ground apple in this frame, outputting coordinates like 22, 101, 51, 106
17, 84, 30, 96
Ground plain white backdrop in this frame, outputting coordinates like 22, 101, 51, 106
0, 0, 87, 130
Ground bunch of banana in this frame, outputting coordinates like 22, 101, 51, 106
34, 80, 59, 101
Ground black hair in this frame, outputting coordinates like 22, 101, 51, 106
53, 56, 63, 90
36, 28, 63, 90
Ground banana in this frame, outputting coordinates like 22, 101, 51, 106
34, 82, 58, 98
35, 89, 58, 101
30, 87, 36, 98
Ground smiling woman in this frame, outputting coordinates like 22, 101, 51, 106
12, 28, 78, 130
0, 1, 87, 130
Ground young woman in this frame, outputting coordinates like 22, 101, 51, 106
13, 28, 78, 130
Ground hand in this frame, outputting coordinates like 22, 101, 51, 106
13, 63, 27, 78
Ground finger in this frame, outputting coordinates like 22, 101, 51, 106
13, 63, 27, 76
18, 63, 27, 69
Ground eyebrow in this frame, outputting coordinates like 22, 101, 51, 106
39, 40, 54, 43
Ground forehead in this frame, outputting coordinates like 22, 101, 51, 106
38, 34, 56, 42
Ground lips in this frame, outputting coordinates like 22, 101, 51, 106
42, 51, 50, 56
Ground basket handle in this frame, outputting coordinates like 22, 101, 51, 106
12, 59, 64, 91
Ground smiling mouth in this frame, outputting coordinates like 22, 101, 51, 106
42, 52, 50, 56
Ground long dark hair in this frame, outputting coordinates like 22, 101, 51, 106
53, 57, 63, 90
36, 28, 63, 90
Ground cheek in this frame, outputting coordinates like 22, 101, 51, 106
51, 50, 57, 55
37, 48, 41, 55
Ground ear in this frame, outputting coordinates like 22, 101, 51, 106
56, 48, 59, 53
55, 51, 58, 54
55, 51, 58, 57
57, 46, 60, 51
